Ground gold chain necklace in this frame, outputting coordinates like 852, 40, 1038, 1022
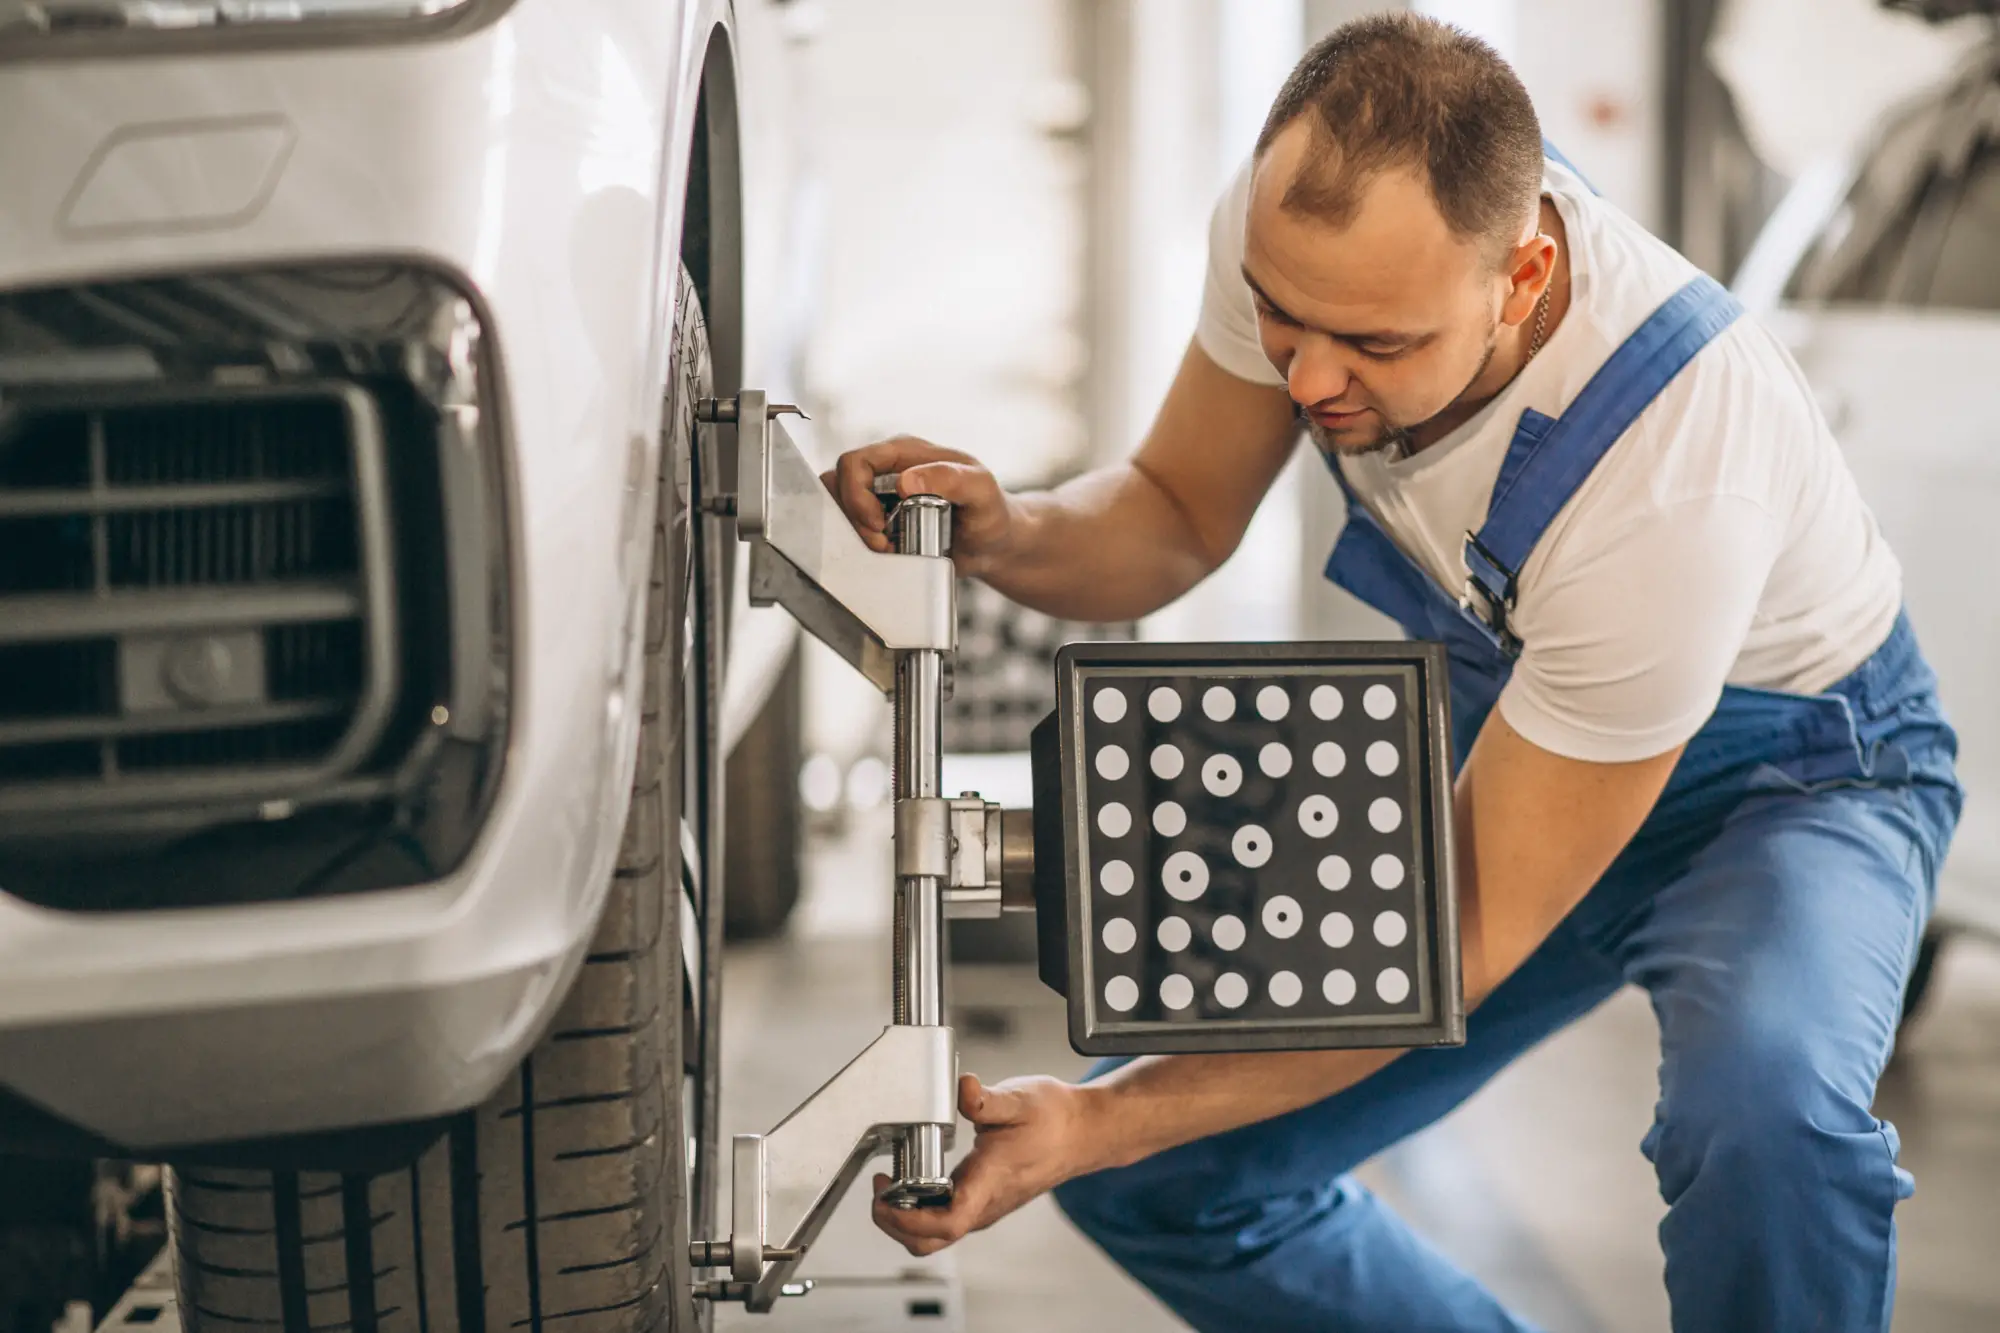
1526, 278, 1552, 361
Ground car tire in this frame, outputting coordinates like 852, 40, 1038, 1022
166, 263, 722, 1333
723, 643, 804, 939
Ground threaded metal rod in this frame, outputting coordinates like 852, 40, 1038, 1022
885, 495, 952, 1207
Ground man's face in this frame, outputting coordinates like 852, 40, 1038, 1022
1245, 120, 1515, 456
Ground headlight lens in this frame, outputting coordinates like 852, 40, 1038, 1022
0, 0, 502, 45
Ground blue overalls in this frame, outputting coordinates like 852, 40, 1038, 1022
1055, 275, 1963, 1332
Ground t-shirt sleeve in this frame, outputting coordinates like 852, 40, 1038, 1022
1194, 159, 1287, 388
1496, 492, 1785, 763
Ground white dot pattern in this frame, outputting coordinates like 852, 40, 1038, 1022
1298, 794, 1338, 838
1202, 754, 1243, 798
1081, 666, 1436, 1029
1232, 824, 1272, 868
1262, 895, 1303, 939
1313, 741, 1347, 777
1259, 742, 1293, 778
1366, 740, 1400, 776
1163, 850, 1209, 901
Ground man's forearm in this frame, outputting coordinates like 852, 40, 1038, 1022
978, 463, 1221, 622
1076, 1047, 1403, 1173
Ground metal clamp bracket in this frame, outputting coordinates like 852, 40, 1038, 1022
701, 391, 956, 692
892, 795, 1036, 919
701, 1024, 957, 1312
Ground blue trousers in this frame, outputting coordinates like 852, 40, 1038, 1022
1055, 705, 1960, 1331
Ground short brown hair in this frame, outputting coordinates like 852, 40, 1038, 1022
1255, 14, 1543, 262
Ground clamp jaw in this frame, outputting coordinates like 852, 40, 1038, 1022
703, 390, 956, 693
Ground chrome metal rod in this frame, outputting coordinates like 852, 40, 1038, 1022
886, 495, 952, 1206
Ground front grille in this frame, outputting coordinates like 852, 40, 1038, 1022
0, 384, 397, 816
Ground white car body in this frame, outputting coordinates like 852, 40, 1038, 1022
1734, 41, 2000, 940
0, 0, 799, 1149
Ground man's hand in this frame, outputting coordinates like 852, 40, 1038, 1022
871, 1073, 1102, 1257
821, 436, 1020, 576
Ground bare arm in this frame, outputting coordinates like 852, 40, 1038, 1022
825, 341, 1299, 622
874, 713, 1684, 1254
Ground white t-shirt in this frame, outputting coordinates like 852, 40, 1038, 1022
1197, 158, 1904, 763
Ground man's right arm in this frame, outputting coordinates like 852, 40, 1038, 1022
825, 340, 1300, 624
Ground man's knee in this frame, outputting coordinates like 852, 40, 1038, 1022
1648, 1015, 1892, 1198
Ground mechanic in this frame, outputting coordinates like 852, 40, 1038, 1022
828, 15, 1961, 1332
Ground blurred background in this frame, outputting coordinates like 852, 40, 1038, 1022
717, 2, 2000, 1329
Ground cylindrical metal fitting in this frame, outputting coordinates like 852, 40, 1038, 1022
885, 494, 954, 1208
1000, 807, 1036, 912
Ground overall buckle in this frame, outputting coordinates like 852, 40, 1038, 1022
1460, 532, 1523, 658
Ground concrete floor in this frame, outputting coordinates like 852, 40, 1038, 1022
716, 814, 2000, 1332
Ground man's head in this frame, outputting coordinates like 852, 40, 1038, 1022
1246, 15, 1551, 456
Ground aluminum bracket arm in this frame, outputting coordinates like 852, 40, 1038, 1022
721, 1024, 958, 1311
706, 390, 956, 693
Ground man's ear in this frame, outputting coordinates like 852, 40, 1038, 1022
1500, 232, 1556, 329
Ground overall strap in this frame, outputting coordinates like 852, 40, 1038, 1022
1460, 273, 1745, 655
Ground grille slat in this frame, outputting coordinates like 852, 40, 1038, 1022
0, 387, 384, 802
0, 697, 348, 748
0, 585, 363, 646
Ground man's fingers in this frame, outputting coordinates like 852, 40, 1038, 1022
870, 1176, 980, 1256
896, 461, 990, 509
961, 1075, 1027, 1127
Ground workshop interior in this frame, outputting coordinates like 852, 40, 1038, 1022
1, 0, 1998, 1330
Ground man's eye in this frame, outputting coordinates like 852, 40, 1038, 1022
1254, 301, 1299, 328
1356, 344, 1409, 362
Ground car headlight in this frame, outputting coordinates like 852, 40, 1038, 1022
0, 0, 510, 50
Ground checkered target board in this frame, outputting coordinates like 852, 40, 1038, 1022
1047, 641, 1463, 1055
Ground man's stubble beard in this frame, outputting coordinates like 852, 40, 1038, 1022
1305, 320, 1502, 462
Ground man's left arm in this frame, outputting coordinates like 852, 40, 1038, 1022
874, 713, 1683, 1255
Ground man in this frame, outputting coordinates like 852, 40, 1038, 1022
827, 16, 1961, 1331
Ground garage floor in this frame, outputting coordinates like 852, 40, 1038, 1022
716, 811, 2000, 1332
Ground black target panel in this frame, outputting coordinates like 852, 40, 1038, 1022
1049, 641, 1463, 1055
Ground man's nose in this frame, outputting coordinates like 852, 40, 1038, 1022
1287, 336, 1355, 408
